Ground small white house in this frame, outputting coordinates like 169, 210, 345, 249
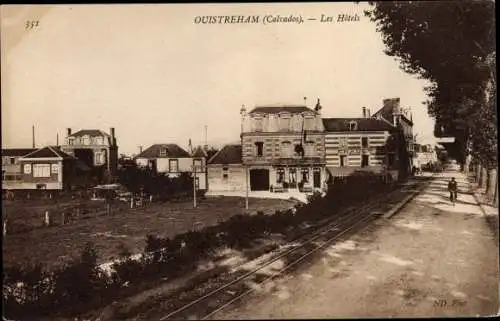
134, 144, 207, 190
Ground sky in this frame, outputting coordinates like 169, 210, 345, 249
1, 3, 436, 156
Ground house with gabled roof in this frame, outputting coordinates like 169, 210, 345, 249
3, 146, 91, 191
134, 143, 206, 186
207, 144, 245, 192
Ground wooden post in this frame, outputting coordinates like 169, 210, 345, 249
3, 219, 7, 236
45, 211, 50, 226
107, 203, 111, 215
61, 212, 65, 225
150, 195, 153, 203
130, 197, 134, 209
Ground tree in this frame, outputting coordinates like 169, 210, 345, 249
365, 1, 496, 167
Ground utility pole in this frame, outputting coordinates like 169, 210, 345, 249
32, 125, 35, 148
193, 164, 197, 208
245, 165, 249, 210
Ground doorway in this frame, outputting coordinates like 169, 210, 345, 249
250, 169, 270, 191
313, 168, 321, 188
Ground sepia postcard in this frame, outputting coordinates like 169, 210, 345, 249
1, 2, 498, 320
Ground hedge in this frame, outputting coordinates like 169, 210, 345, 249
3, 175, 397, 319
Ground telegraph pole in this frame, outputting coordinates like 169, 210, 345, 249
193, 164, 197, 208
245, 165, 249, 210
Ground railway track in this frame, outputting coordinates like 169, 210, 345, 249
146, 180, 425, 320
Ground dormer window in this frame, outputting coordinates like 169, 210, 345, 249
349, 121, 358, 131
304, 115, 315, 130
279, 112, 291, 130
253, 117, 263, 132
83, 135, 90, 145
159, 147, 167, 157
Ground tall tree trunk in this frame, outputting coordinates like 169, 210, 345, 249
487, 168, 497, 199
481, 166, 488, 189
478, 164, 484, 186
494, 178, 498, 207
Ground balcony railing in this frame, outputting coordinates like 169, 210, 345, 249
243, 156, 324, 165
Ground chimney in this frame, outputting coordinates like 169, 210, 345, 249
362, 107, 367, 118
367, 109, 371, 118
139, 146, 143, 153
32, 125, 35, 148
110, 127, 115, 145
67, 128, 71, 136
315, 98, 322, 113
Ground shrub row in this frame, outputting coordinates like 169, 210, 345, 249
3, 175, 397, 319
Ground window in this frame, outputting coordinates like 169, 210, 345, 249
159, 148, 167, 157
279, 114, 291, 130
51, 164, 59, 174
23, 164, 32, 174
194, 159, 202, 172
94, 136, 103, 145
83, 136, 90, 145
169, 159, 178, 172
33, 164, 51, 177
68, 138, 74, 145
280, 141, 292, 158
388, 153, 395, 167
301, 168, 309, 182
254, 118, 263, 132
340, 155, 346, 167
349, 121, 357, 131
95, 152, 102, 165
362, 137, 369, 148
222, 167, 229, 180
289, 168, 297, 185
277, 168, 285, 183
304, 142, 315, 157
9, 157, 15, 165
255, 142, 264, 157
362, 155, 369, 167
304, 116, 315, 130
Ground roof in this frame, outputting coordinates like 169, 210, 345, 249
208, 144, 242, 164
135, 144, 191, 158
249, 105, 317, 115
1, 148, 37, 157
69, 129, 110, 137
21, 146, 75, 159
322, 118, 394, 132
372, 99, 413, 125
192, 146, 208, 158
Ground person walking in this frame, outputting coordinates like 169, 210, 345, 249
448, 177, 458, 205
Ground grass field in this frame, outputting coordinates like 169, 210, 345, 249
2, 196, 298, 270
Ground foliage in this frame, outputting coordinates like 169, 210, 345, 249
116, 160, 195, 199
365, 1, 496, 166
4, 174, 397, 319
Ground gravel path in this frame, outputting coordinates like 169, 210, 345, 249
213, 168, 499, 318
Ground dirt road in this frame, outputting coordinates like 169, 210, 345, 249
212, 168, 499, 318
